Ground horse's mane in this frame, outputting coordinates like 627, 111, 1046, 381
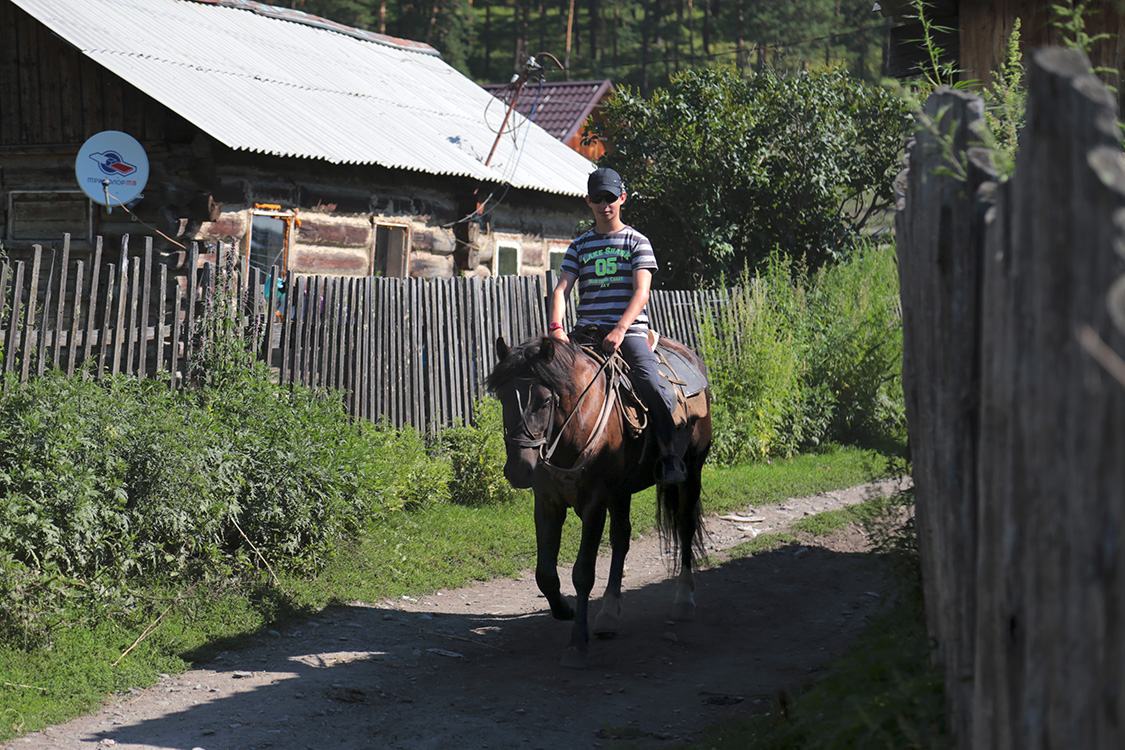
486, 337, 584, 396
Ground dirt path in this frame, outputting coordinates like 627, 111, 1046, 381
5, 478, 911, 750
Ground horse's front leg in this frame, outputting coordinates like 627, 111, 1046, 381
561, 502, 607, 669
534, 494, 574, 621
594, 495, 631, 638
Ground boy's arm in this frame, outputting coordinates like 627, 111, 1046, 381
548, 272, 577, 341
603, 268, 652, 353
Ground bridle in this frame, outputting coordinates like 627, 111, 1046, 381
504, 351, 620, 470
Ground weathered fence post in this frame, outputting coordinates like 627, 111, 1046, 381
972, 48, 1125, 750
899, 47, 1125, 749
897, 85, 998, 747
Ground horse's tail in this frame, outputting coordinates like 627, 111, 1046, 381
655, 478, 706, 574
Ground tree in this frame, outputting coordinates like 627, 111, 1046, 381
589, 66, 912, 287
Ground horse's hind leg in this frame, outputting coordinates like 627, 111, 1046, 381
534, 496, 574, 621
561, 504, 607, 669
669, 473, 703, 622
594, 496, 631, 638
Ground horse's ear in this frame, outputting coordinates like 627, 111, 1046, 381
539, 335, 557, 361
496, 336, 511, 362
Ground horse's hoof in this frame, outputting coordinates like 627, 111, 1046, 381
551, 596, 576, 621
593, 612, 619, 639
560, 646, 588, 669
671, 601, 696, 621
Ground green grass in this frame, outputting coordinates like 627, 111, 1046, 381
0, 443, 901, 742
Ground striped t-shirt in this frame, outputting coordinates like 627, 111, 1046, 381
559, 225, 658, 336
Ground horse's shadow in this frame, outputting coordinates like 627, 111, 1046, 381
65, 542, 888, 750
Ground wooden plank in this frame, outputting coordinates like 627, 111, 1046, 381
352, 277, 364, 418
393, 278, 406, 427
184, 243, 200, 373
291, 275, 308, 388
365, 277, 376, 422
357, 277, 369, 421
374, 278, 388, 420
264, 265, 280, 374
321, 276, 334, 391
97, 264, 115, 379
125, 244, 141, 375
317, 275, 333, 391
155, 264, 167, 379
52, 235, 70, 370
82, 236, 104, 369
35, 247, 55, 377
138, 238, 153, 377
20, 246, 42, 383
66, 260, 84, 378
343, 277, 356, 416
410, 278, 424, 429
0, 263, 8, 376
280, 275, 298, 387
170, 281, 183, 389
420, 279, 436, 431
4, 261, 25, 384
111, 246, 129, 376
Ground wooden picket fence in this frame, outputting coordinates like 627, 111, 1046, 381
0, 234, 720, 432
898, 50, 1125, 749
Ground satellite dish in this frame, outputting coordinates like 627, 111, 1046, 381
75, 131, 150, 210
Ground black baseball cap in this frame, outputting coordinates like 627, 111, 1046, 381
587, 168, 624, 199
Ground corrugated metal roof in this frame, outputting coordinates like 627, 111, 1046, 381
482, 80, 615, 144
11, 0, 594, 197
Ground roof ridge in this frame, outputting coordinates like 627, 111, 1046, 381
187, 0, 440, 56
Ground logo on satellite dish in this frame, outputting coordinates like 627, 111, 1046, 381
89, 151, 138, 177
75, 131, 149, 207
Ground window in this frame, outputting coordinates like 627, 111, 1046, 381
494, 242, 521, 276
6, 191, 92, 243
373, 223, 410, 277
247, 205, 296, 275
247, 203, 299, 283
548, 241, 570, 272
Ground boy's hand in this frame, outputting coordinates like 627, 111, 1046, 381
602, 324, 627, 353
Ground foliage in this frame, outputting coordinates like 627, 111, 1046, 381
310, 0, 891, 92
700, 241, 905, 465
0, 297, 449, 650
591, 66, 912, 286
980, 19, 1027, 177
440, 398, 520, 506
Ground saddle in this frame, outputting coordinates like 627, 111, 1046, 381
571, 327, 709, 438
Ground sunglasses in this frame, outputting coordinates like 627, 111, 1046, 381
589, 193, 620, 205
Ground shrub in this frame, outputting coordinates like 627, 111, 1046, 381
441, 398, 517, 506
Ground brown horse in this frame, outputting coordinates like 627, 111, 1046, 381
487, 335, 712, 668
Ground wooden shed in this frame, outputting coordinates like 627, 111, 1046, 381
0, 0, 594, 282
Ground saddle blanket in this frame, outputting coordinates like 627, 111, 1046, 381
654, 342, 708, 398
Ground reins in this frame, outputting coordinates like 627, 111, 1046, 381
541, 349, 617, 464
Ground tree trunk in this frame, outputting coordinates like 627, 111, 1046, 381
588, 0, 599, 65
484, 0, 492, 79
641, 0, 651, 94
565, 0, 576, 74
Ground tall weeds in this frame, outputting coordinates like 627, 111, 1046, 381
700, 241, 904, 466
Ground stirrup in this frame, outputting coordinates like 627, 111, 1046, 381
655, 455, 687, 485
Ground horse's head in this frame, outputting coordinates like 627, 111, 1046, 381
487, 336, 578, 489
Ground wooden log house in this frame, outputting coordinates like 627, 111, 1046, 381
0, 0, 593, 291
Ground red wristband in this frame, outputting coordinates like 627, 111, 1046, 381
548, 322, 564, 331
